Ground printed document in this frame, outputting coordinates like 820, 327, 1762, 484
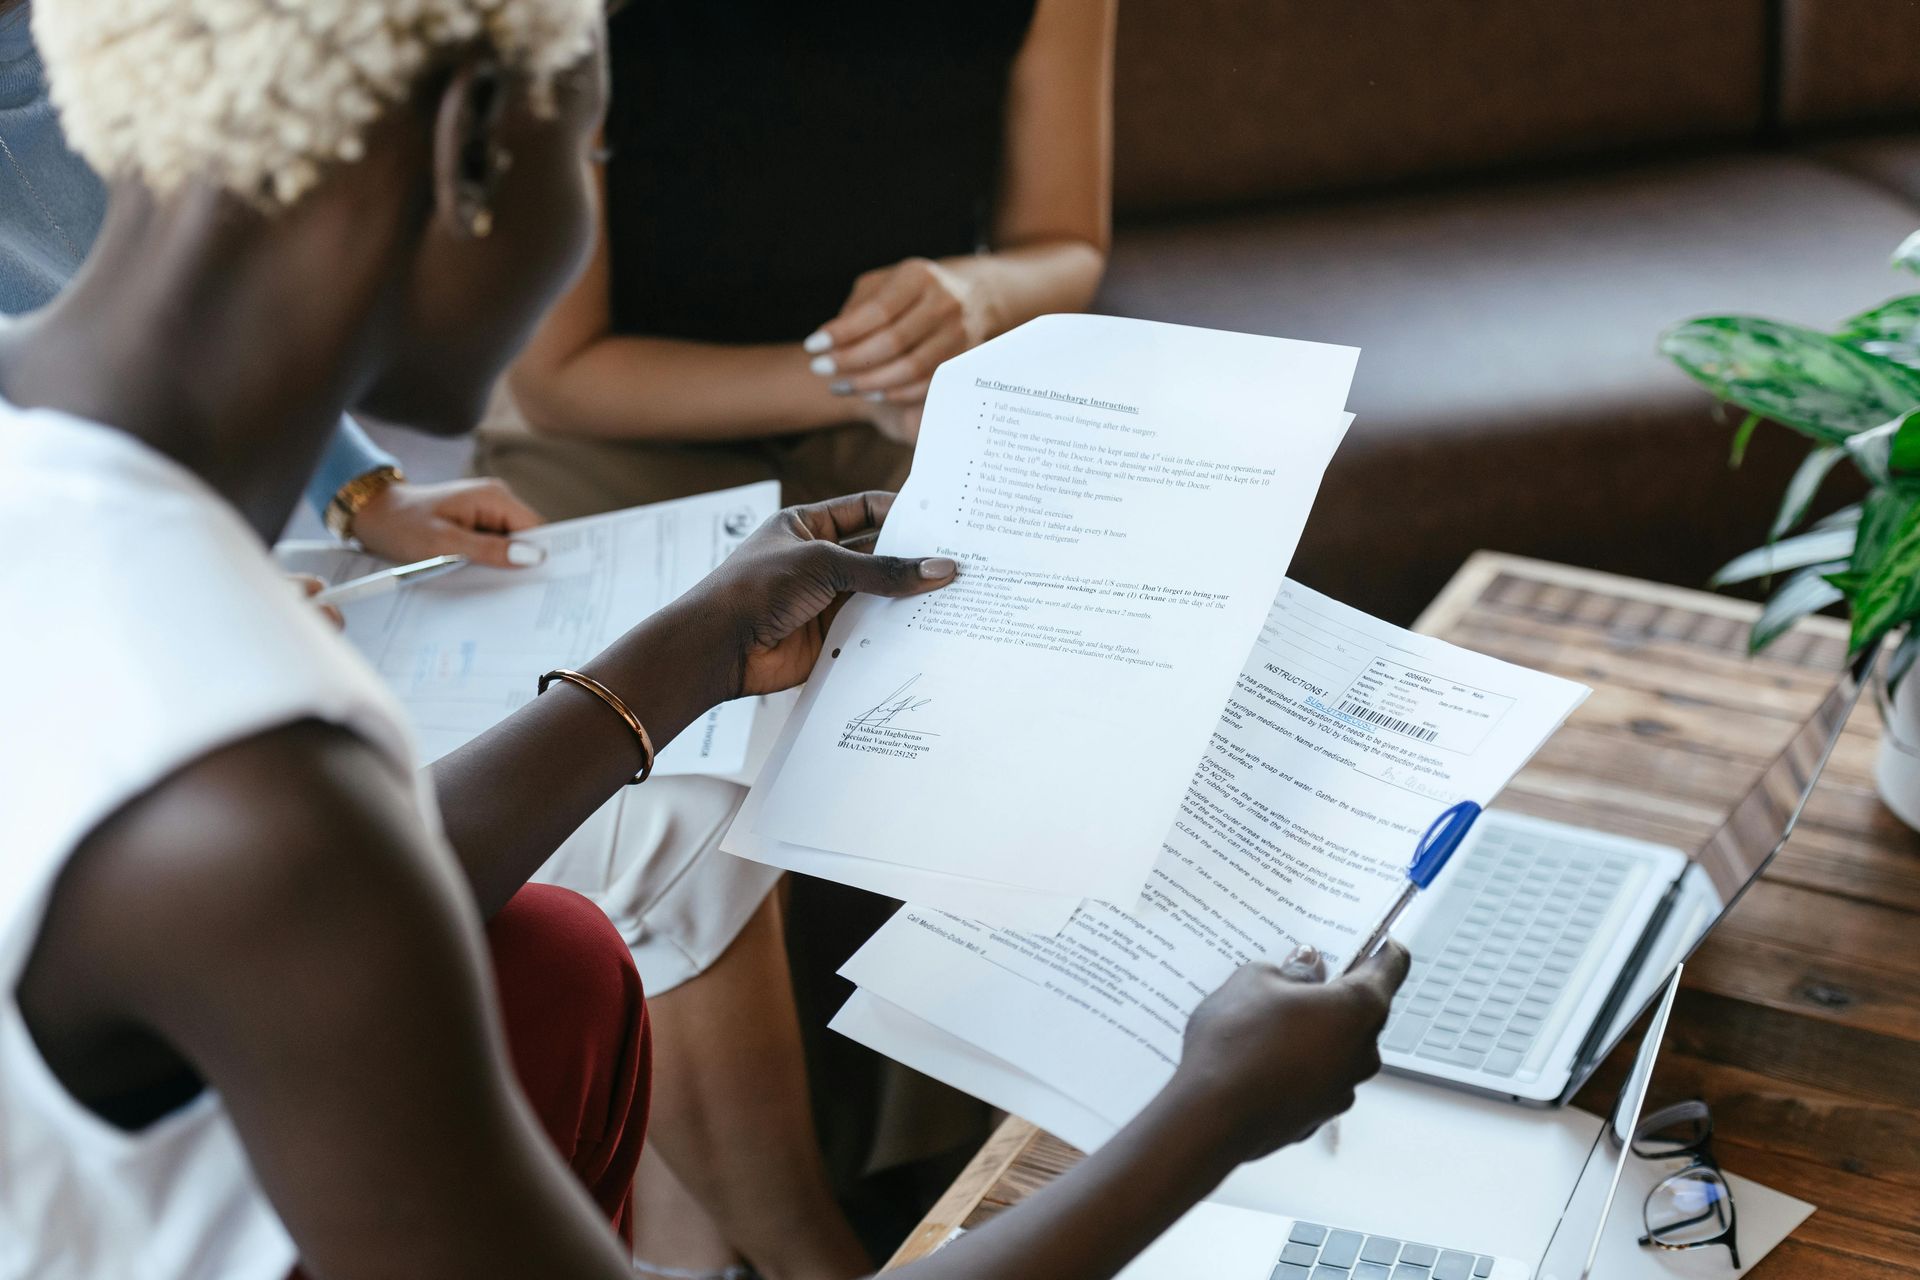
277, 481, 783, 779
832, 582, 1588, 1131
726, 315, 1360, 906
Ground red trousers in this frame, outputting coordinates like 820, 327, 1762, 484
488, 883, 652, 1240
293, 884, 650, 1274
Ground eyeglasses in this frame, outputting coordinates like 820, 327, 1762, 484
1631, 1099, 1740, 1270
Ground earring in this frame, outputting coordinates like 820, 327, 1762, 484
469, 207, 494, 239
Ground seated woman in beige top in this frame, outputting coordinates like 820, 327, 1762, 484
481, 7, 1115, 1275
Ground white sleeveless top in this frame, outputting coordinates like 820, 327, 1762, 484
0, 399, 429, 1279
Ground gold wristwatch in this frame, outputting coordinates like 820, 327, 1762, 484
324, 464, 405, 541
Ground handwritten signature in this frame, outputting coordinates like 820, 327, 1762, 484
842, 674, 936, 745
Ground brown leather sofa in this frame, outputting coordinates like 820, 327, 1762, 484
1099, 0, 1920, 622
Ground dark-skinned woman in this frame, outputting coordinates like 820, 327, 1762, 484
0, 5, 1406, 1280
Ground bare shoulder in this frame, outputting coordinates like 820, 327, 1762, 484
22, 719, 475, 1052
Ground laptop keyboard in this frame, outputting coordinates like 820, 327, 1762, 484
1382, 823, 1640, 1078
1273, 1221, 1494, 1280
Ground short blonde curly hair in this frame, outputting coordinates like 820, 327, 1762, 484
34, 0, 599, 208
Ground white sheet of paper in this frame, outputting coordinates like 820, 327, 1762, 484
724, 608, 1083, 929
749, 846, 1083, 932
833, 979, 1601, 1249
276, 481, 781, 777
737, 315, 1358, 903
832, 990, 1115, 1152
836, 581, 1588, 1126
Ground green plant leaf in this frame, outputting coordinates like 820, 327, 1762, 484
1751, 563, 1848, 652
1895, 230, 1920, 276
1889, 627, 1920, 694
1712, 527, 1858, 586
1728, 412, 1761, 468
1837, 295, 1920, 369
1660, 317, 1920, 444
1852, 488, 1920, 575
1824, 569, 1870, 595
1841, 409, 1920, 484
1769, 445, 1846, 538
1848, 499, 1920, 653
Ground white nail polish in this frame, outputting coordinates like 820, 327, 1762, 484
864, 391, 887, 403
507, 541, 547, 567
803, 330, 834, 355
810, 354, 838, 376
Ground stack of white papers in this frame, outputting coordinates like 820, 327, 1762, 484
277, 480, 789, 781
709, 312, 1589, 1146
828, 584, 1589, 1146
724, 314, 1364, 929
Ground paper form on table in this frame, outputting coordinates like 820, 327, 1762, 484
276, 480, 784, 781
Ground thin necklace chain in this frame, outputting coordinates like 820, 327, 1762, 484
0, 123, 81, 263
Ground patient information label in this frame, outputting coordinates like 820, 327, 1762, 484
1332, 657, 1514, 755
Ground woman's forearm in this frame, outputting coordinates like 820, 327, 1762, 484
426, 598, 727, 918
510, 334, 862, 443
946, 239, 1107, 338
890, 1084, 1238, 1280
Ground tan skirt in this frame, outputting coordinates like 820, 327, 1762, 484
473, 415, 913, 522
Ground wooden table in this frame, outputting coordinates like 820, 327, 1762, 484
885, 553, 1920, 1278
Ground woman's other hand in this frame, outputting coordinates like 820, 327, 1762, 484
1166, 941, 1410, 1164
682, 492, 955, 699
352, 477, 547, 569
805, 257, 992, 404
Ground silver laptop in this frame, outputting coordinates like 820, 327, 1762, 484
1382, 656, 1866, 1104
1115, 967, 1684, 1280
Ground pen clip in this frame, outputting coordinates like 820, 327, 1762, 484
1407, 800, 1481, 889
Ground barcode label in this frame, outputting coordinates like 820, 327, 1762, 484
1336, 699, 1439, 743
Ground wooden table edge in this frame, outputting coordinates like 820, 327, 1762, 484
1412, 550, 1850, 639
884, 1117, 1042, 1268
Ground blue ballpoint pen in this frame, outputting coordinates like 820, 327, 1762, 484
1323, 799, 1481, 1155
1342, 799, 1483, 976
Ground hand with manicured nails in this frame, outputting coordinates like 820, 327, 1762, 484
804, 257, 992, 410
681, 491, 956, 699
1167, 940, 1411, 1164
350, 476, 547, 569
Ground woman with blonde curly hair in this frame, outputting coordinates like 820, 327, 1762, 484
0, 4, 1404, 1280
0, 0, 553, 570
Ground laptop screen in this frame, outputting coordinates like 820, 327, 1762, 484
1560, 657, 1867, 1100
1686, 659, 1866, 907
1536, 967, 1683, 1280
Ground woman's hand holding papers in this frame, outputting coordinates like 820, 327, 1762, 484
891, 942, 1411, 1280
675, 490, 958, 699
1167, 941, 1411, 1162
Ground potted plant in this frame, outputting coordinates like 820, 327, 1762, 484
1661, 231, 1920, 827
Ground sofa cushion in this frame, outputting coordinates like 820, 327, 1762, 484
1808, 134, 1920, 208
1781, 0, 1920, 134
1098, 152, 1920, 621
1113, 0, 1769, 217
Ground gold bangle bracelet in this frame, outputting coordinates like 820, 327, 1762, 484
537, 668, 656, 785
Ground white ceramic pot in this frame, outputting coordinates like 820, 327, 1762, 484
1876, 670, 1920, 829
